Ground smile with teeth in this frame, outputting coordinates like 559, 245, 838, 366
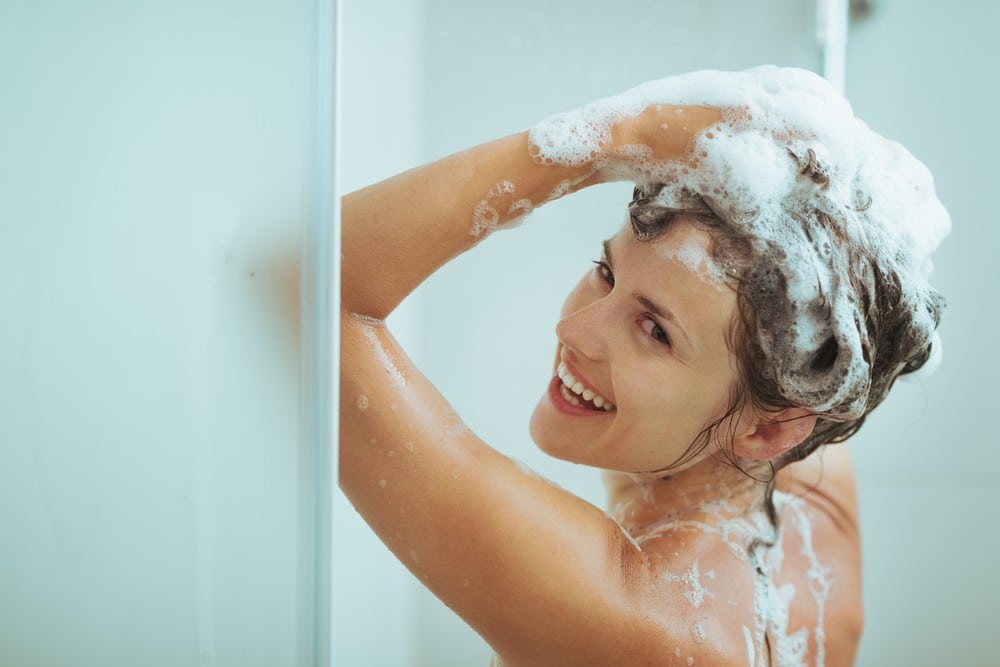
557, 362, 616, 411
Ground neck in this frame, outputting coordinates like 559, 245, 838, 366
604, 455, 772, 539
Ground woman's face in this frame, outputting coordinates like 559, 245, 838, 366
529, 219, 745, 473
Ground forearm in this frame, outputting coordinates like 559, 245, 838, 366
341, 131, 595, 319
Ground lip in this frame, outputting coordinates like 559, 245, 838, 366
548, 354, 616, 416
547, 375, 612, 416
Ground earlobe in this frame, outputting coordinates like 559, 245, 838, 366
732, 407, 817, 461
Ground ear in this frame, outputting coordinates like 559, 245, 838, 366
732, 407, 817, 461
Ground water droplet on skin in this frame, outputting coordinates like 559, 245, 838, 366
378, 479, 388, 489
357, 395, 369, 411
687, 658, 695, 666
674, 648, 681, 658
387, 450, 395, 458
690, 623, 706, 644
410, 550, 420, 563
450, 470, 460, 480
369, 437, 377, 445
462, 578, 470, 588
404, 441, 415, 452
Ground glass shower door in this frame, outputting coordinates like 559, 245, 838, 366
0, 2, 335, 665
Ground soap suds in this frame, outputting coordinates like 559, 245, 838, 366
470, 180, 535, 237
358, 323, 407, 389
530, 66, 948, 419
637, 490, 830, 667
663, 559, 713, 608
656, 234, 728, 291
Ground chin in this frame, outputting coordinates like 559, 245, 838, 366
528, 400, 575, 463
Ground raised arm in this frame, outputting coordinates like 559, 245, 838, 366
341, 132, 592, 318
340, 105, 721, 664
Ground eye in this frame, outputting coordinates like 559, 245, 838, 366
640, 317, 671, 346
592, 259, 614, 287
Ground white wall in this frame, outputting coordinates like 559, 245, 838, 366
0, 2, 321, 665
846, 1, 999, 664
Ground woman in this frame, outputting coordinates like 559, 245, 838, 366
340, 67, 948, 666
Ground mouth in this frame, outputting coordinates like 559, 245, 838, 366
550, 361, 617, 414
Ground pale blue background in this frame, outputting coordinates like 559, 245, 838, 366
0, 1, 326, 665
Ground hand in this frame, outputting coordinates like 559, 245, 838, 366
609, 104, 722, 163
528, 85, 723, 185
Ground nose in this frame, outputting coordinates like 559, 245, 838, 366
555, 297, 609, 362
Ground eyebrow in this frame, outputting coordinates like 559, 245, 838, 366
603, 239, 695, 353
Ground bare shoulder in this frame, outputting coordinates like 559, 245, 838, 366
618, 472, 862, 667
494, 490, 860, 667
608, 527, 776, 667
774, 444, 864, 666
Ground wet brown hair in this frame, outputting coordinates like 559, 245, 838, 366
627, 149, 945, 489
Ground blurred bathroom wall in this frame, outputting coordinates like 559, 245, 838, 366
340, 0, 998, 665
844, 0, 999, 664
0, 1, 328, 665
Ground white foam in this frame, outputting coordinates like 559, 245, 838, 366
358, 321, 407, 389
530, 66, 949, 418
656, 236, 727, 291
663, 559, 713, 608
470, 180, 535, 237
637, 490, 830, 667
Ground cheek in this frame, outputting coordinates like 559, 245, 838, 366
619, 368, 718, 434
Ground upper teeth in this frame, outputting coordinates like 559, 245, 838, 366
557, 363, 615, 411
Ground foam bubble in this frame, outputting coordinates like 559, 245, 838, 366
663, 559, 713, 608
470, 180, 535, 237
357, 394, 369, 411
656, 235, 727, 291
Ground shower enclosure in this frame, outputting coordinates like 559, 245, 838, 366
1, 1, 335, 665
3, 0, 995, 666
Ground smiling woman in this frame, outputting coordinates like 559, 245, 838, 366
339, 67, 947, 666
530, 226, 744, 475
